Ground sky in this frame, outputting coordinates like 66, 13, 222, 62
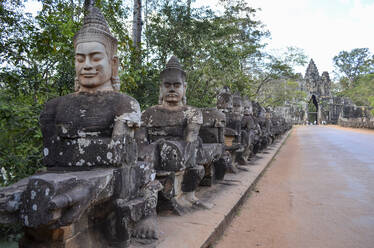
25, 0, 374, 76
195, 0, 374, 76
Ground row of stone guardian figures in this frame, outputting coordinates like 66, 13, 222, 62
0, 4, 291, 248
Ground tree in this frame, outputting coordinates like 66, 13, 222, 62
338, 73, 374, 115
0, 0, 132, 187
0, 0, 307, 188
247, 47, 308, 103
132, 0, 142, 50
145, 0, 270, 107
333, 48, 374, 89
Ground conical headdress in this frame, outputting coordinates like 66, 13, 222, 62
73, 5, 117, 58
160, 56, 186, 81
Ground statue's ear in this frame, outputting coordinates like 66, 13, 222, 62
158, 85, 163, 105
112, 56, 119, 77
183, 82, 187, 105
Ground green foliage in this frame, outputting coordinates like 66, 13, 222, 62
0, 0, 132, 186
257, 79, 307, 107
0, 89, 45, 186
247, 47, 308, 101
338, 73, 374, 115
333, 48, 374, 89
0, 0, 306, 187
145, 0, 273, 107
334, 48, 374, 114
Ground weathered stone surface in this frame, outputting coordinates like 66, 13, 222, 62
40, 92, 140, 168
198, 108, 226, 185
137, 56, 206, 214
20, 169, 115, 228
141, 105, 203, 142
0, 178, 29, 224
1, 3, 161, 247
273, 59, 372, 127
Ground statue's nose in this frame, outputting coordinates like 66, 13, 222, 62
83, 58, 93, 70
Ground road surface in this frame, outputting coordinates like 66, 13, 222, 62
215, 125, 374, 248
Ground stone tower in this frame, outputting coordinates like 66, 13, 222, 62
304, 59, 332, 98
321, 71, 332, 97
305, 59, 320, 95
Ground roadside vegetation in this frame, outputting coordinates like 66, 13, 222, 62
333, 48, 374, 113
0, 0, 307, 187
0, 0, 372, 243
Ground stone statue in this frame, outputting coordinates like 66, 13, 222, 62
265, 107, 275, 145
137, 56, 208, 214
216, 89, 244, 172
238, 96, 256, 164
198, 107, 227, 185
251, 101, 267, 153
0, 4, 161, 247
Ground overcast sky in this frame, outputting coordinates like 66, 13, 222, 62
25, 0, 374, 76
200, 0, 374, 76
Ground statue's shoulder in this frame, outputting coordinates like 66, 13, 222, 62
201, 107, 225, 127
184, 105, 203, 125
141, 105, 164, 126
111, 92, 141, 127
112, 92, 140, 113
41, 94, 73, 115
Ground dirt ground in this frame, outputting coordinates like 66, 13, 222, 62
214, 125, 374, 248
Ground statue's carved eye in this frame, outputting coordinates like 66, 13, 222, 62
173, 83, 181, 88
92, 54, 103, 62
164, 83, 171, 88
76, 55, 85, 63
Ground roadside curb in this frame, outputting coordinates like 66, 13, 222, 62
157, 128, 293, 248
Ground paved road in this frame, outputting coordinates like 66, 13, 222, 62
215, 126, 374, 248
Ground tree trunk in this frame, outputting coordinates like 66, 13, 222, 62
132, 0, 142, 50
187, 0, 191, 19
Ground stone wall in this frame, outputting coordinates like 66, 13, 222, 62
338, 104, 374, 129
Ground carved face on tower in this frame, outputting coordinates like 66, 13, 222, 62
73, 6, 119, 93
159, 56, 187, 107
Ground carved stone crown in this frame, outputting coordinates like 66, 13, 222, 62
73, 6, 117, 58
160, 56, 186, 81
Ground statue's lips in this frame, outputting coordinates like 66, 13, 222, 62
166, 93, 179, 97
81, 73, 97, 78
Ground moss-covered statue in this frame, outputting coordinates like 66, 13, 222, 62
0, 3, 161, 247
136, 56, 210, 214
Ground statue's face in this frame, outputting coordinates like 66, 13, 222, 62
75, 42, 112, 90
259, 107, 266, 118
243, 100, 253, 116
232, 97, 243, 115
217, 94, 233, 113
161, 70, 185, 105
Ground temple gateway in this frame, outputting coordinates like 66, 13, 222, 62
276, 59, 372, 127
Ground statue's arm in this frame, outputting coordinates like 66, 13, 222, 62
186, 107, 203, 142
186, 123, 200, 142
112, 119, 135, 139
112, 96, 141, 140
39, 99, 58, 166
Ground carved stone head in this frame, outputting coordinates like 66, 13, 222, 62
259, 106, 267, 119
252, 101, 260, 117
265, 107, 273, 119
217, 87, 233, 113
232, 93, 243, 116
159, 56, 187, 107
242, 96, 253, 116
73, 6, 120, 93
